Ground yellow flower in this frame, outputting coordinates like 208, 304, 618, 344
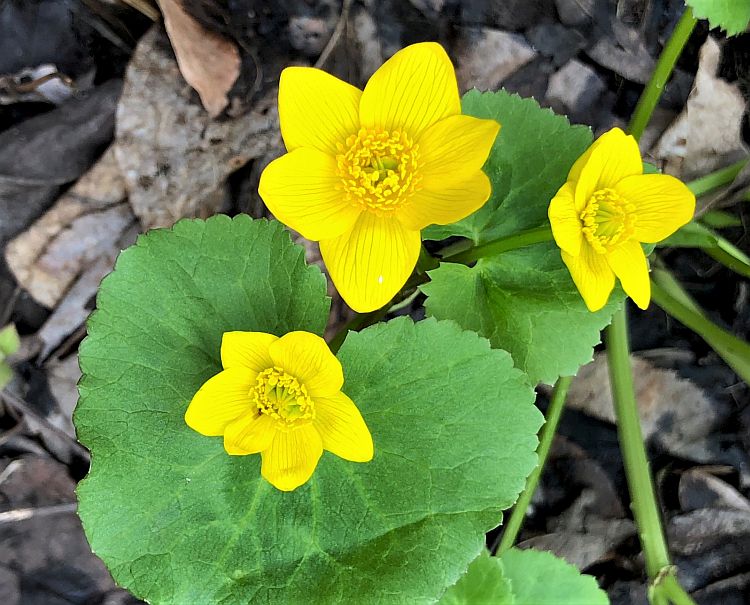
548, 127, 695, 312
184, 330, 373, 491
259, 42, 500, 312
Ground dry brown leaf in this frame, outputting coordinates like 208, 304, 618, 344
653, 37, 748, 179
157, 0, 240, 117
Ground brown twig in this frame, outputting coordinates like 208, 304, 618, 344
315, 0, 353, 69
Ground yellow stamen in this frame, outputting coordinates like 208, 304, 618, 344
252, 367, 314, 428
580, 188, 637, 253
336, 128, 422, 213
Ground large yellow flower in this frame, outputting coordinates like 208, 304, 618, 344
259, 43, 500, 312
185, 330, 373, 491
549, 128, 695, 312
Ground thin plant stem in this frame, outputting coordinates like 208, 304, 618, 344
607, 7, 701, 602
606, 309, 699, 605
496, 376, 573, 555
443, 226, 553, 264
605, 309, 670, 578
661, 574, 698, 605
628, 7, 697, 140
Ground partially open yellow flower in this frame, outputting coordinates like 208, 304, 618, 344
549, 128, 695, 312
185, 330, 373, 491
259, 42, 500, 312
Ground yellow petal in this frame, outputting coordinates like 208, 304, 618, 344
398, 171, 491, 231
417, 115, 500, 179
359, 42, 460, 140
223, 412, 276, 455
268, 331, 343, 397
549, 181, 583, 256
184, 368, 255, 436
314, 391, 373, 462
278, 66, 361, 155
393, 114, 498, 231
561, 245, 615, 312
607, 240, 651, 310
261, 424, 323, 491
320, 212, 421, 313
221, 331, 277, 371
258, 148, 362, 241
615, 174, 696, 243
572, 128, 642, 211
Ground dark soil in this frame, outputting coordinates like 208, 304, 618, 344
0, 1, 748, 604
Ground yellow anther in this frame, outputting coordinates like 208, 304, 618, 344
336, 128, 421, 213
252, 367, 314, 427
580, 188, 637, 253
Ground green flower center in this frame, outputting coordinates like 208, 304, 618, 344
580, 188, 637, 253
252, 367, 314, 426
336, 128, 422, 212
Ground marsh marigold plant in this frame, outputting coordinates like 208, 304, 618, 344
259, 42, 500, 312
184, 330, 373, 491
549, 127, 695, 312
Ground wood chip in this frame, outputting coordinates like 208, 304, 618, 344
4, 147, 136, 309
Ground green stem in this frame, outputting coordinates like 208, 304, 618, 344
627, 7, 697, 140
496, 376, 573, 555
660, 574, 698, 605
688, 158, 748, 197
605, 308, 671, 580
443, 226, 554, 264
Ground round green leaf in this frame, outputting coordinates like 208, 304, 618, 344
439, 551, 514, 605
424, 90, 592, 245
421, 91, 623, 385
76, 215, 543, 604
422, 246, 621, 385
499, 548, 609, 605
686, 0, 750, 36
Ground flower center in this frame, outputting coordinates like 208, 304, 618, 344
251, 367, 314, 427
336, 128, 421, 213
580, 188, 637, 253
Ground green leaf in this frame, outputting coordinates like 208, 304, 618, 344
0, 324, 20, 357
499, 548, 609, 605
423, 248, 620, 385
651, 268, 750, 385
438, 551, 514, 605
424, 90, 592, 244
686, 0, 750, 36
701, 209, 742, 229
660, 221, 750, 279
421, 91, 620, 385
76, 215, 543, 605
659, 221, 719, 248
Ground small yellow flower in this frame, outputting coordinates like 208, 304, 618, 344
259, 42, 500, 312
184, 330, 373, 491
549, 127, 695, 312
